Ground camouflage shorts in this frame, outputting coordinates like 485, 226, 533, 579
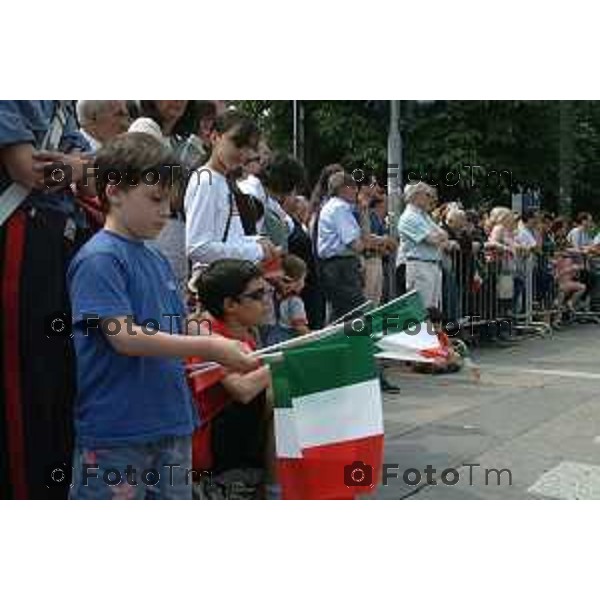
193, 468, 265, 500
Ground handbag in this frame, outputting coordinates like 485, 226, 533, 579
497, 272, 514, 299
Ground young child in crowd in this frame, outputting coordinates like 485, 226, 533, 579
554, 251, 587, 321
187, 259, 273, 499
260, 254, 311, 346
276, 254, 311, 338
67, 133, 257, 500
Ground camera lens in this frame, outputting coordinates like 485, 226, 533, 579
351, 467, 365, 483
351, 318, 365, 333
50, 168, 66, 184
51, 317, 66, 334
44, 311, 73, 339
51, 467, 66, 484
45, 461, 72, 488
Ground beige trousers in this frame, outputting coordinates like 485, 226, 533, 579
364, 256, 384, 306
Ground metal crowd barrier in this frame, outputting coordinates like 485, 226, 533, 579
441, 243, 600, 341
442, 245, 512, 339
564, 251, 600, 324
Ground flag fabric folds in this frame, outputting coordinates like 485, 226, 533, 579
267, 333, 384, 499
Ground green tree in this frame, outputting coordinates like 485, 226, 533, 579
232, 100, 600, 215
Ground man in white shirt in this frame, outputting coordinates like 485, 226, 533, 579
76, 100, 130, 151
567, 212, 595, 250
184, 112, 277, 272
515, 210, 539, 249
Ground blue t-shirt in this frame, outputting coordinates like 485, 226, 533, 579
0, 100, 90, 215
67, 229, 198, 446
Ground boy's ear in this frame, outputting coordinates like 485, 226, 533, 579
222, 297, 238, 314
106, 184, 122, 206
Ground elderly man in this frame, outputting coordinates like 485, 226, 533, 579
317, 171, 380, 320
397, 182, 450, 309
76, 100, 130, 151
316, 171, 399, 392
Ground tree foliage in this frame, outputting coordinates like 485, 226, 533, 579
233, 100, 600, 215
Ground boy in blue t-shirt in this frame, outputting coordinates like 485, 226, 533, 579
67, 132, 258, 500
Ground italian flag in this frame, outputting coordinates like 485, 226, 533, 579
365, 291, 447, 364
375, 326, 448, 363
267, 333, 384, 500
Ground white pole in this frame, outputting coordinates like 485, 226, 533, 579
387, 100, 403, 298
387, 100, 402, 214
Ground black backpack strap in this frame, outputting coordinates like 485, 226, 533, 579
222, 190, 234, 243
225, 177, 258, 237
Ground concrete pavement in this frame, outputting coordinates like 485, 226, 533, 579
371, 323, 600, 499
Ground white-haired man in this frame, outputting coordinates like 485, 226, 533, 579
397, 182, 450, 309
76, 100, 130, 151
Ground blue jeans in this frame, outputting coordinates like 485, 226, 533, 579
69, 435, 193, 500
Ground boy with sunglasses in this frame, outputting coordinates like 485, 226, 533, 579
188, 259, 273, 499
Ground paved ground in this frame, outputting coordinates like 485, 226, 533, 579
371, 322, 600, 500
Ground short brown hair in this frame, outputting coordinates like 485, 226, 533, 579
94, 132, 179, 211
282, 254, 307, 280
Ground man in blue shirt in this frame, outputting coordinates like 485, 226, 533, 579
317, 171, 370, 321
0, 101, 95, 499
68, 132, 257, 500
317, 172, 400, 393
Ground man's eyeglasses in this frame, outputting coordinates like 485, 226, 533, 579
239, 288, 268, 302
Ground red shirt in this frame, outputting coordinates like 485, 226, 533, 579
187, 317, 257, 473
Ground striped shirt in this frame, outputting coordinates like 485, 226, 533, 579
397, 204, 443, 262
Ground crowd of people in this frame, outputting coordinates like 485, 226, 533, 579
0, 100, 598, 500
395, 188, 600, 333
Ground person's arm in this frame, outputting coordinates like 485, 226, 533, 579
69, 252, 259, 373
399, 210, 448, 247
292, 323, 311, 336
425, 228, 449, 246
0, 102, 43, 190
349, 238, 365, 253
0, 143, 47, 190
221, 366, 272, 404
184, 171, 266, 264
486, 226, 511, 252
30, 149, 97, 194
99, 316, 257, 372
0, 102, 95, 193
337, 205, 364, 253
286, 298, 310, 336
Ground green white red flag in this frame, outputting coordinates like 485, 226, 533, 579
267, 333, 384, 499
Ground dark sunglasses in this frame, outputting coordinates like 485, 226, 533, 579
239, 287, 268, 302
